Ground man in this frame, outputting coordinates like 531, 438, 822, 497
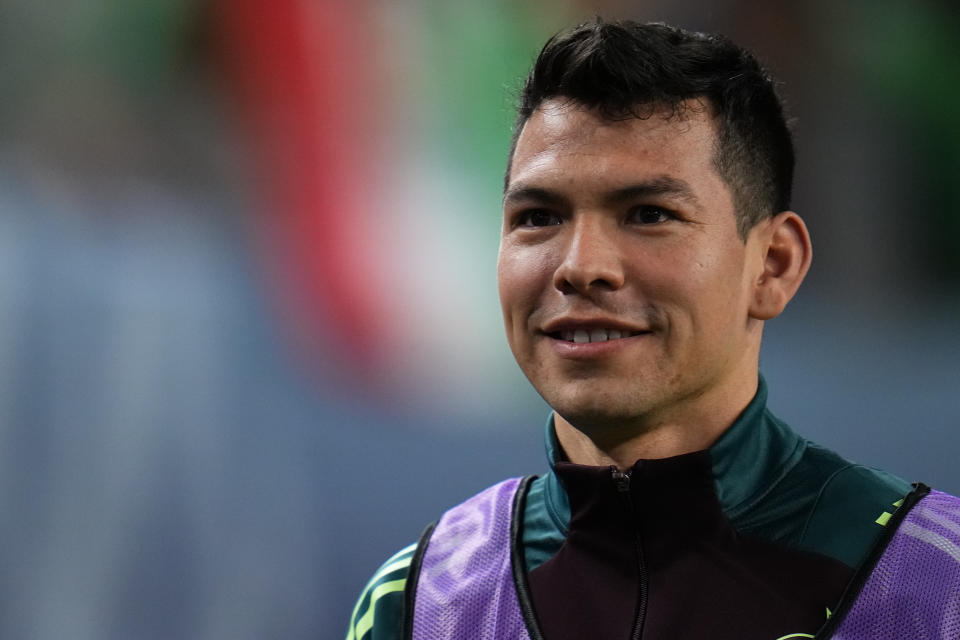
346, 19, 960, 640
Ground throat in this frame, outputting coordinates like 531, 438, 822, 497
553, 411, 720, 468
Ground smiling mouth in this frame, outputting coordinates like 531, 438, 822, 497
550, 329, 647, 343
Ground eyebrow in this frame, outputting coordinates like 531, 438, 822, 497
502, 185, 566, 207
503, 176, 701, 209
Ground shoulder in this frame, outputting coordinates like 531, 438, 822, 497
345, 477, 530, 640
826, 488, 960, 636
345, 543, 416, 640
797, 441, 913, 568
895, 488, 960, 567
734, 437, 913, 570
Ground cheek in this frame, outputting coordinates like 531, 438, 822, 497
690, 252, 752, 336
635, 242, 720, 300
496, 254, 524, 322
643, 242, 748, 330
497, 245, 556, 316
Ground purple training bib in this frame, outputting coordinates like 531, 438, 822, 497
831, 489, 960, 639
411, 477, 531, 640
410, 483, 960, 639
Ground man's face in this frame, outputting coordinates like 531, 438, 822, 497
498, 99, 765, 436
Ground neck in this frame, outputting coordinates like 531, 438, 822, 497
554, 375, 759, 470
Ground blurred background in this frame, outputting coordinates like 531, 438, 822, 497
0, 0, 956, 637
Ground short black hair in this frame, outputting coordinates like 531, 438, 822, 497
506, 19, 794, 237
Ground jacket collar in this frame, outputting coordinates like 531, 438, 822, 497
541, 376, 807, 532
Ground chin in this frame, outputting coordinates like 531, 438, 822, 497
550, 395, 653, 434
542, 375, 673, 431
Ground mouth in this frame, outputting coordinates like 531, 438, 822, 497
548, 328, 649, 343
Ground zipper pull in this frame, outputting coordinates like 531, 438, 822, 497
611, 467, 631, 492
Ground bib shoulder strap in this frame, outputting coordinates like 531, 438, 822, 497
404, 477, 536, 640
822, 486, 960, 638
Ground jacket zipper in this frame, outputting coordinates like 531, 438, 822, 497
612, 467, 647, 640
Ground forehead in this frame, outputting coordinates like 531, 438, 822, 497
507, 99, 721, 194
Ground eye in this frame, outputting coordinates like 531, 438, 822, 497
628, 205, 675, 225
516, 209, 562, 228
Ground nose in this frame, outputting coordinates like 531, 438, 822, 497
552, 215, 625, 295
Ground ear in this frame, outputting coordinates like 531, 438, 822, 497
748, 211, 812, 321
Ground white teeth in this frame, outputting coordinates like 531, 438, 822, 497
559, 328, 633, 343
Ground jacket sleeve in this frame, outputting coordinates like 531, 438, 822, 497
345, 543, 416, 640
